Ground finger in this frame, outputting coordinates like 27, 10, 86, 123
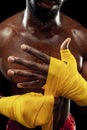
8, 56, 48, 74
7, 69, 46, 80
21, 44, 50, 64
60, 38, 71, 50
17, 80, 45, 88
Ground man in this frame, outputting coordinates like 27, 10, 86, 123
0, 0, 87, 129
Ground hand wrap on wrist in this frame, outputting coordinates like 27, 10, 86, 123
0, 92, 54, 130
44, 49, 87, 106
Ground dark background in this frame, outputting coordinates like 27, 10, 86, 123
0, 0, 87, 130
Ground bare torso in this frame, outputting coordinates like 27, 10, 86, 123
0, 11, 87, 129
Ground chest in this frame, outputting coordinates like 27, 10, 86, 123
0, 31, 82, 83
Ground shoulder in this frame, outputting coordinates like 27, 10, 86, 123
0, 11, 24, 47
61, 13, 87, 56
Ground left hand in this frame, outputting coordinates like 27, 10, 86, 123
7, 44, 50, 88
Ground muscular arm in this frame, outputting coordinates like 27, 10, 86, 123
74, 29, 87, 114
77, 61, 87, 115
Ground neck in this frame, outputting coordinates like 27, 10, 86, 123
22, 0, 61, 29
55, 9, 61, 26
22, 0, 29, 28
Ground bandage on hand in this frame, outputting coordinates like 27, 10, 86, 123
44, 38, 87, 106
0, 92, 54, 129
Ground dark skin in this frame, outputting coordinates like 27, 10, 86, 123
7, 38, 70, 88
0, 0, 87, 129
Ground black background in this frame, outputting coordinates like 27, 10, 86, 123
0, 0, 87, 130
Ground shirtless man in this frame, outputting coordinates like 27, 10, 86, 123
0, 0, 87, 130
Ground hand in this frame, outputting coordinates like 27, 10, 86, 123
7, 43, 50, 88
7, 38, 70, 89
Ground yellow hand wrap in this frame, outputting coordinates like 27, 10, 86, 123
0, 92, 54, 130
43, 49, 87, 106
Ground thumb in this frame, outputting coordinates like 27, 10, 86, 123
60, 38, 77, 66
60, 38, 71, 50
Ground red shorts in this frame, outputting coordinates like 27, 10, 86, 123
6, 113, 76, 130
59, 113, 76, 130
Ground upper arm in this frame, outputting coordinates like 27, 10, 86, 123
81, 60, 87, 81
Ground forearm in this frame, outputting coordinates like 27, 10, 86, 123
0, 92, 54, 129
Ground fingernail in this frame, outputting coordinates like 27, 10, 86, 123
7, 70, 14, 75
8, 56, 15, 62
21, 44, 27, 50
17, 83, 22, 88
